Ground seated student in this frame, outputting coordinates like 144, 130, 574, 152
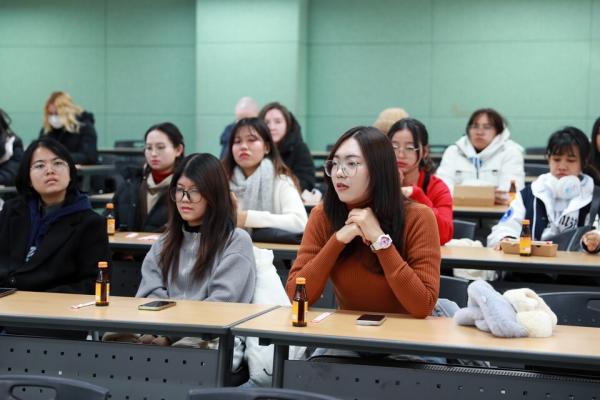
285, 126, 440, 318
40, 91, 98, 165
259, 102, 316, 192
112, 122, 184, 232
223, 118, 307, 233
219, 97, 259, 159
0, 108, 24, 186
0, 137, 110, 293
436, 108, 525, 205
372, 107, 409, 134
487, 127, 596, 250
135, 153, 256, 347
387, 118, 453, 244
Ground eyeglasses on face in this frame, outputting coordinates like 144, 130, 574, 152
391, 144, 420, 155
469, 124, 495, 131
169, 187, 203, 203
30, 159, 69, 173
324, 160, 362, 177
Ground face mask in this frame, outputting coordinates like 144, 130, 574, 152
48, 114, 63, 129
554, 175, 581, 200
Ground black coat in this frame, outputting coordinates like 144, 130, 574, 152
0, 134, 23, 186
279, 114, 315, 191
112, 171, 169, 232
39, 111, 98, 165
0, 196, 110, 294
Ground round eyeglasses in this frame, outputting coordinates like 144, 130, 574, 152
169, 187, 203, 203
324, 160, 362, 177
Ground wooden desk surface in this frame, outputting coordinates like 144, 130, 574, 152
109, 231, 300, 259
233, 307, 600, 369
0, 291, 276, 337
441, 246, 600, 275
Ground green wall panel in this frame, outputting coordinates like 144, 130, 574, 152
308, 0, 432, 44
0, 0, 105, 46
105, 114, 195, 149
107, 0, 195, 45
590, 41, 600, 118
433, 0, 591, 42
431, 42, 590, 118
593, 0, 600, 39
308, 43, 432, 118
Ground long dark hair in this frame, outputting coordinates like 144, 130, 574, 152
323, 126, 405, 272
160, 153, 236, 284
387, 117, 437, 173
143, 122, 185, 176
222, 117, 297, 184
590, 117, 600, 172
16, 137, 79, 202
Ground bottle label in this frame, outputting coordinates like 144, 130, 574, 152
292, 301, 298, 323
519, 237, 532, 254
107, 218, 115, 235
95, 282, 109, 303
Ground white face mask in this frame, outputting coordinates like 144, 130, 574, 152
48, 114, 63, 129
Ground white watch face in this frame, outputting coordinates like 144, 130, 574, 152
371, 234, 392, 250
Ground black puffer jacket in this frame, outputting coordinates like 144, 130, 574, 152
39, 111, 98, 164
279, 113, 315, 191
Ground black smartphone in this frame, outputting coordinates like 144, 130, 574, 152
356, 314, 386, 326
0, 288, 16, 298
138, 300, 176, 311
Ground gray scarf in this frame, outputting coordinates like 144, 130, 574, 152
230, 158, 275, 213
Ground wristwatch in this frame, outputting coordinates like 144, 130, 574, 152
370, 234, 392, 251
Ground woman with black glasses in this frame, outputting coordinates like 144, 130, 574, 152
135, 153, 255, 347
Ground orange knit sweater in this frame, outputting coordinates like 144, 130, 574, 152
285, 202, 440, 318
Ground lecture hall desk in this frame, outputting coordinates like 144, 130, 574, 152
233, 307, 600, 399
0, 291, 276, 399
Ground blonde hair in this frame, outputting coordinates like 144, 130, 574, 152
373, 107, 409, 135
43, 91, 84, 134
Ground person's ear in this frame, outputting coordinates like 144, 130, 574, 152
264, 143, 270, 155
175, 144, 184, 157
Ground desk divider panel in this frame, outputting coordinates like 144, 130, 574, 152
0, 335, 218, 400
283, 359, 600, 400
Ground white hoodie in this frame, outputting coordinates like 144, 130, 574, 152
487, 173, 595, 248
436, 128, 525, 193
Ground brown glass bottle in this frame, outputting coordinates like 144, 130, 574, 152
519, 219, 532, 257
95, 261, 110, 306
292, 277, 308, 327
106, 203, 116, 235
508, 180, 517, 203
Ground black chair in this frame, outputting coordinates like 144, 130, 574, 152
453, 219, 477, 240
0, 374, 109, 400
539, 291, 600, 327
524, 162, 549, 176
525, 146, 546, 155
114, 139, 145, 149
439, 275, 469, 308
187, 387, 341, 400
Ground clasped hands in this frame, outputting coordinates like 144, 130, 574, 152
335, 207, 384, 245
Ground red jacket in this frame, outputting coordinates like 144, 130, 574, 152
409, 170, 454, 244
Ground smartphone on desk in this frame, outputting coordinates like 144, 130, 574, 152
138, 300, 176, 311
0, 288, 16, 298
356, 314, 386, 326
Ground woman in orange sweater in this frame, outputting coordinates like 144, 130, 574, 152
285, 126, 440, 318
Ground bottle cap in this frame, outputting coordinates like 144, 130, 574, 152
106, 203, 114, 209
522, 219, 530, 225
296, 277, 306, 285
98, 261, 108, 268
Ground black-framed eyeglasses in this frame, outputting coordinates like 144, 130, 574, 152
169, 187, 203, 203
324, 160, 362, 177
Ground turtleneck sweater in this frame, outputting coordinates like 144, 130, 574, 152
285, 201, 440, 318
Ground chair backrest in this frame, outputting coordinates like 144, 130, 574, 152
539, 291, 600, 327
452, 219, 477, 240
114, 139, 145, 149
524, 162, 549, 176
187, 387, 341, 400
439, 275, 469, 308
0, 374, 109, 400
525, 146, 546, 155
